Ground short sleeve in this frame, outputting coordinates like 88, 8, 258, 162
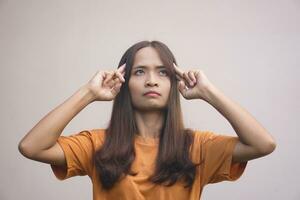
50, 130, 95, 180
196, 130, 247, 185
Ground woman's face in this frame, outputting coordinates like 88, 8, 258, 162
128, 47, 171, 111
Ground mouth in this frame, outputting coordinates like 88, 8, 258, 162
143, 91, 161, 96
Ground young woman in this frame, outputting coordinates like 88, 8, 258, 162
18, 40, 276, 200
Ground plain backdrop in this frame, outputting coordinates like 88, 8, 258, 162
1, 0, 299, 199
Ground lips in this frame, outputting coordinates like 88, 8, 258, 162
143, 91, 161, 96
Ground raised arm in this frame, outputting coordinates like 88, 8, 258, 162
173, 63, 276, 163
18, 64, 126, 166
202, 84, 276, 162
18, 85, 96, 165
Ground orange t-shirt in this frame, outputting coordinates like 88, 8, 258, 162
51, 129, 247, 200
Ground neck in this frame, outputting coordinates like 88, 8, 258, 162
134, 110, 165, 138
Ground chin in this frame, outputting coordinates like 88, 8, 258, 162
134, 103, 167, 111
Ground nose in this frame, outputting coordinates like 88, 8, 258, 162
145, 73, 158, 87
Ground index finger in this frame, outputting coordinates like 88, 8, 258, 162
117, 63, 126, 73
173, 63, 184, 78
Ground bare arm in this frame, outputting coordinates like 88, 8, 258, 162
203, 84, 276, 163
18, 64, 126, 166
173, 63, 276, 163
18, 85, 95, 164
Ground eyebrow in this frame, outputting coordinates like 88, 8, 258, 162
133, 65, 166, 70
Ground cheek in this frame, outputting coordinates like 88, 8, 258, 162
128, 80, 140, 96
164, 80, 171, 92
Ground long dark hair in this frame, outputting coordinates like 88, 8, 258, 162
94, 40, 201, 190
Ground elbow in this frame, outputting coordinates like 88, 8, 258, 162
18, 141, 27, 157
259, 139, 277, 155
18, 141, 34, 158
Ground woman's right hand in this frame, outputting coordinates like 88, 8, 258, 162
86, 63, 126, 101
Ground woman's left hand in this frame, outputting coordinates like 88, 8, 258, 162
173, 63, 214, 101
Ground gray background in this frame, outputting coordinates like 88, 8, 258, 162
1, 0, 299, 199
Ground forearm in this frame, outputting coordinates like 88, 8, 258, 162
202, 84, 276, 153
19, 85, 95, 156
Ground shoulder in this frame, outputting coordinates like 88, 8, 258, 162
64, 128, 107, 150
192, 129, 219, 144
188, 129, 220, 163
88, 128, 107, 146
89, 128, 106, 138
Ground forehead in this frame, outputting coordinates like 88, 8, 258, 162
133, 47, 164, 67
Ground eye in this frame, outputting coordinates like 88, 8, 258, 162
134, 69, 144, 75
160, 70, 169, 76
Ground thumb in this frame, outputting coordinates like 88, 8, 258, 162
111, 82, 122, 96
177, 80, 187, 95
